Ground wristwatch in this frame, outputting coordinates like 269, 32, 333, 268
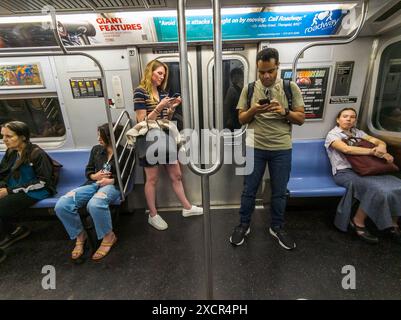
284, 108, 290, 116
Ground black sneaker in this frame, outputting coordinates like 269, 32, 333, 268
269, 226, 296, 250
0, 226, 31, 250
0, 249, 6, 264
229, 224, 250, 246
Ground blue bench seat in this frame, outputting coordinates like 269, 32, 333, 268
0, 149, 121, 209
288, 139, 346, 197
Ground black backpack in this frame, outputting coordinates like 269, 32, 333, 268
246, 79, 293, 110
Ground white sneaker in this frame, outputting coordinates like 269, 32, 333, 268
148, 214, 168, 230
182, 205, 204, 217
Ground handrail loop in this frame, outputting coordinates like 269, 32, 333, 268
292, 0, 369, 82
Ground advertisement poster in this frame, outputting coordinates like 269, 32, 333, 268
0, 63, 44, 89
281, 68, 330, 120
0, 13, 153, 48
0, 9, 349, 47
153, 9, 348, 42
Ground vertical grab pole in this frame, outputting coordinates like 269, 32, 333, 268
177, 0, 224, 300
201, 0, 222, 300
213, 0, 223, 132
177, 0, 192, 130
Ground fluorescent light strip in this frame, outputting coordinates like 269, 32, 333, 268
0, 16, 50, 23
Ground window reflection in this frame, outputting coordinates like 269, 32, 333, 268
0, 97, 66, 138
213, 59, 244, 131
165, 62, 183, 131
223, 66, 244, 130
373, 41, 401, 132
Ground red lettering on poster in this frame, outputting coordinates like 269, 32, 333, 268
96, 17, 143, 32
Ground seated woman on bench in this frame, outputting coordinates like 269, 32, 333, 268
0, 121, 55, 263
325, 107, 401, 244
55, 123, 122, 261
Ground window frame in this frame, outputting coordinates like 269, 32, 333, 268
0, 93, 69, 150
367, 35, 401, 139
207, 54, 249, 138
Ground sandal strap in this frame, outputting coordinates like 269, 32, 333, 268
72, 247, 84, 259
99, 242, 114, 247
100, 237, 117, 247
92, 237, 117, 260
93, 250, 107, 257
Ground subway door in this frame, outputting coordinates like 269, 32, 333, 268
138, 47, 202, 208
200, 45, 257, 206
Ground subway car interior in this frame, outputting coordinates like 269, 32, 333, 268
0, 0, 401, 300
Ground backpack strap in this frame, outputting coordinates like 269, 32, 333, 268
246, 81, 255, 110
28, 144, 41, 162
283, 79, 293, 111
247, 80, 293, 111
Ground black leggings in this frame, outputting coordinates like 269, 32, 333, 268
0, 193, 38, 239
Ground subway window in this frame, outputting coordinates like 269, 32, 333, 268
372, 40, 401, 132
212, 59, 244, 131
164, 61, 183, 131
0, 97, 66, 139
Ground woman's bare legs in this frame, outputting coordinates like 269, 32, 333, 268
144, 166, 160, 217
165, 163, 191, 210
353, 206, 368, 228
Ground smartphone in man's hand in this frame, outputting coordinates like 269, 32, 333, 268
258, 98, 270, 105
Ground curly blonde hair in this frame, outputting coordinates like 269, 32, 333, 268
139, 59, 169, 102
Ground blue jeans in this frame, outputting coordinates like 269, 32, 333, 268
239, 147, 292, 228
55, 183, 121, 240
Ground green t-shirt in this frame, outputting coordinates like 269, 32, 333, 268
237, 78, 304, 150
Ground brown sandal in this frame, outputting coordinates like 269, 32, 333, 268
92, 236, 117, 261
71, 239, 86, 260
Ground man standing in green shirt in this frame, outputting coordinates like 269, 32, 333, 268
229, 48, 305, 250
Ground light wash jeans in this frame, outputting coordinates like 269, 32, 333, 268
55, 183, 120, 240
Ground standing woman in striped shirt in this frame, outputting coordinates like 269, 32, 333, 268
134, 59, 203, 231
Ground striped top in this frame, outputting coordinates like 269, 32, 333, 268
133, 87, 169, 119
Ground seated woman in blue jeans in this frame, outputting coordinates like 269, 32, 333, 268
55, 123, 122, 261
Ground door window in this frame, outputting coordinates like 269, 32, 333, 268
164, 61, 183, 131
212, 59, 244, 131
372, 41, 401, 133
